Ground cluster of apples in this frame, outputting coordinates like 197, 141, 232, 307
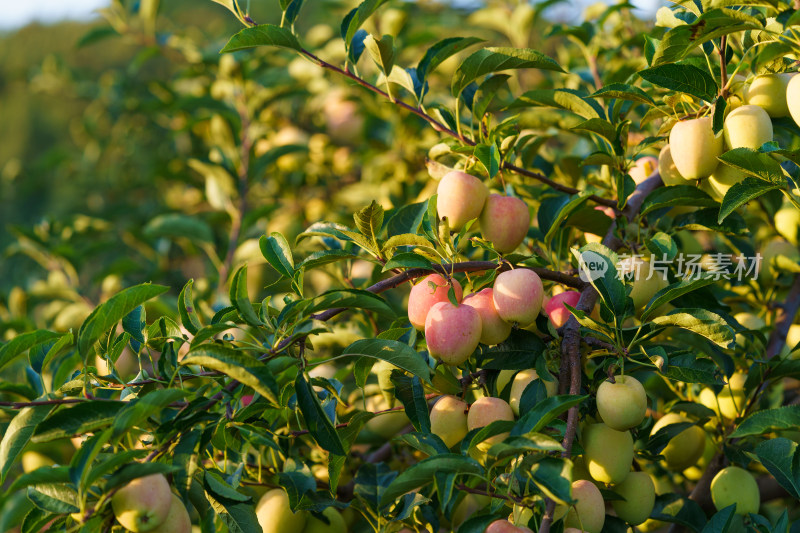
255, 488, 348, 533
657, 72, 800, 201
103, 474, 191, 533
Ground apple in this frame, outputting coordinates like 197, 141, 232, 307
21, 451, 55, 473
492, 269, 544, 327
323, 89, 364, 141
629, 156, 658, 185
682, 434, 716, 481
436, 171, 488, 230
111, 474, 173, 532
407, 273, 463, 330
582, 423, 633, 484
611, 471, 655, 525
658, 145, 690, 186
487, 520, 531, 533
467, 396, 515, 451
363, 393, 410, 438
782, 324, 800, 358
480, 194, 531, 254
733, 311, 765, 347
775, 203, 800, 246
148, 494, 191, 533
704, 163, 747, 202
723, 105, 773, 150
451, 493, 490, 528
619, 256, 669, 311
760, 238, 800, 282
710, 466, 760, 515
256, 489, 308, 533
585, 206, 616, 244
425, 301, 482, 365
303, 507, 347, 533
373, 360, 398, 408
596, 375, 647, 431
496, 369, 516, 395
545, 290, 581, 329
554, 480, 605, 533
429, 395, 469, 449
463, 288, 513, 345
668, 116, 723, 179
787, 74, 800, 127
649, 413, 706, 471
712, 372, 747, 420
509, 369, 558, 416
746, 74, 792, 117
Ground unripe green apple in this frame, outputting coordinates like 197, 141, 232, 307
364, 394, 410, 438
554, 480, 605, 533
467, 396, 515, 451
492, 269, 544, 327
425, 301, 482, 365
256, 489, 308, 533
733, 312, 765, 347
430, 395, 469, 449
303, 507, 347, 533
480, 194, 531, 254
710, 466, 760, 515
715, 372, 747, 420
21, 451, 55, 473
407, 273, 463, 330
463, 288, 512, 345
111, 474, 173, 532
658, 145, 691, 186
611, 471, 655, 525
746, 74, 792, 117
630, 156, 659, 185
451, 493, 490, 528
668, 116, 723, 179
148, 494, 191, 533
760, 238, 800, 282
596, 375, 647, 431
582, 423, 634, 484
787, 74, 800, 128
509, 369, 557, 416
782, 324, 800, 358
723, 105, 773, 150
544, 290, 581, 328
649, 413, 706, 471
705, 163, 747, 202
620, 256, 669, 311
775, 204, 800, 246
373, 360, 398, 408
436, 171, 489, 230
496, 369, 516, 395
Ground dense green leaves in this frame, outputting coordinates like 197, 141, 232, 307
639, 64, 718, 101
220, 24, 303, 53
452, 47, 563, 97
181, 344, 278, 404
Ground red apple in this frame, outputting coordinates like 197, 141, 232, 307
407, 273, 463, 330
463, 288, 512, 345
545, 290, 581, 328
492, 269, 544, 327
480, 195, 531, 254
425, 301, 482, 365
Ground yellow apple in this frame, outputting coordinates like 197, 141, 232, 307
429, 395, 469, 449
649, 413, 706, 471
256, 489, 308, 533
775, 203, 800, 246
668, 117, 723, 179
148, 494, 191, 533
710, 466, 760, 515
746, 74, 792, 117
787, 74, 800, 128
436, 171, 488, 231
111, 474, 173, 532
723, 105, 773, 150
611, 471, 655, 525
582, 423, 633, 484
467, 397, 515, 451
303, 507, 347, 533
21, 451, 55, 473
554, 480, 605, 533
704, 163, 747, 202
658, 145, 690, 186
509, 369, 558, 416
596, 375, 647, 430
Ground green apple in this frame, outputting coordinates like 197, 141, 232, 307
148, 494, 191, 533
463, 288, 512, 345
554, 480, 606, 533
715, 372, 747, 420
782, 324, 800, 358
467, 396, 515, 451
611, 471, 655, 525
705, 163, 747, 202
436, 171, 489, 230
596, 375, 647, 431
425, 301, 482, 365
649, 413, 706, 471
303, 507, 347, 533
451, 493, 490, 528
480, 194, 531, 254
723, 105, 773, 150
429, 395, 469, 449
364, 394, 410, 438
787, 74, 800, 128
630, 156, 658, 185
733, 312, 765, 347
710, 466, 760, 515
658, 144, 690, 186
582, 423, 633, 484
256, 489, 308, 533
746, 74, 792, 117
775, 203, 800, 246
111, 474, 173, 532
509, 369, 558, 416
619, 256, 669, 311
492, 269, 544, 327
668, 116, 723, 179
407, 273, 463, 330
760, 238, 800, 282
21, 451, 55, 473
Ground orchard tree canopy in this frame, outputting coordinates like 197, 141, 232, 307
2, 0, 800, 532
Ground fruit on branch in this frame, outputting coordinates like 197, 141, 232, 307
733, 311, 766, 347
486, 519, 533, 533
563, 529, 588, 533
782, 324, 800, 358
148, 494, 191, 533
704, 163, 747, 202
596, 375, 647, 431
509, 369, 558, 416
21, 451, 55, 473
463, 288, 513, 345
582, 423, 634, 484
760, 238, 800, 282
649, 413, 706, 470
788, 74, 800, 127
425, 301, 482, 365
479, 194, 531, 254
723, 105, 773, 150
363, 392, 410, 438
682, 433, 715, 481
436, 170, 488, 230
451, 493, 490, 528
303, 507, 347, 533
256, 489, 308, 533
111, 474, 173, 532
492, 269, 544, 327
710, 466, 760, 515
668, 117, 723, 179
545, 290, 581, 329
746, 74, 792, 117
775, 202, 800, 246
610, 471, 656, 525
554, 480, 605, 533
429, 395, 469, 449
713, 372, 747, 420
629, 156, 658, 184
373, 360, 399, 408
467, 396, 515, 451
408, 273, 463, 330
619, 256, 669, 311
658, 145, 690, 186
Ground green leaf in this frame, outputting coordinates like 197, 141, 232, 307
295, 373, 346, 455
341, 0, 389, 51
259, 232, 295, 279
392, 373, 431, 433
660, 355, 721, 385
178, 280, 203, 336
0, 406, 54, 484
0, 330, 63, 372
417, 37, 483, 81
379, 454, 483, 506
305, 289, 394, 316
6, 466, 71, 495
354, 201, 385, 252
646, 232, 678, 262
220, 24, 302, 53
387, 201, 428, 236
474, 143, 500, 178
574, 243, 627, 316
639, 64, 718, 102
77, 284, 169, 358
572, 118, 617, 143
543, 192, 593, 245
719, 177, 780, 223
297, 250, 358, 271
640, 185, 717, 216
341, 339, 431, 382
755, 438, 800, 499
143, 213, 214, 244
701, 506, 735, 533
651, 308, 734, 348
673, 207, 747, 235
382, 233, 434, 252
111, 389, 187, 440
452, 47, 563, 97
641, 276, 719, 321
230, 265, 262, 327
731, 406, 800, 438
364, 34, 395, 75
508, 88, 600, 120
590, 83, 655, 105
32, 402, 124, 443
718, 148, 785, 184
511, 395, 587, 436
529, 457, 573, 504
382, 252, 434, 272
106, 462, 181, 492
181, 344, 278, 404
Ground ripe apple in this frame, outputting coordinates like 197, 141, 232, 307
303, 507, 347, 533
596, 375, 647, 431
787, 74, 800, 127
629, 156, 659, 185
480, 194, 531, 254
554, 480, 605, 533
658, 145, 691, 186
723, 105, 773, 150
148, 494, 191, 533
704, 163, 747, 202
509, 369, 558, 416
407, 273, 463, 330
746, 74, 792, 117
611, 471, 655, 525
668, 116, 723, 179
775, 203, 800, 246
111, 474, 173, 532
256, 489, 308, 533
323, 89, 364, 141
429, 395, 469, 449
545, 290, 581, 329
492, 269, 544, 327
710, 466, 760, 515
436, 171, 489, 230
487, 520, 532, 533
712, 372, 747, 420
649, 413, 706, 471
467, 396, 515, 451
582, 423, 633, 484
619, 256, 669, 311
496, 369, 516, 395
463, 288, 513, 345
425, 301, 482, 365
